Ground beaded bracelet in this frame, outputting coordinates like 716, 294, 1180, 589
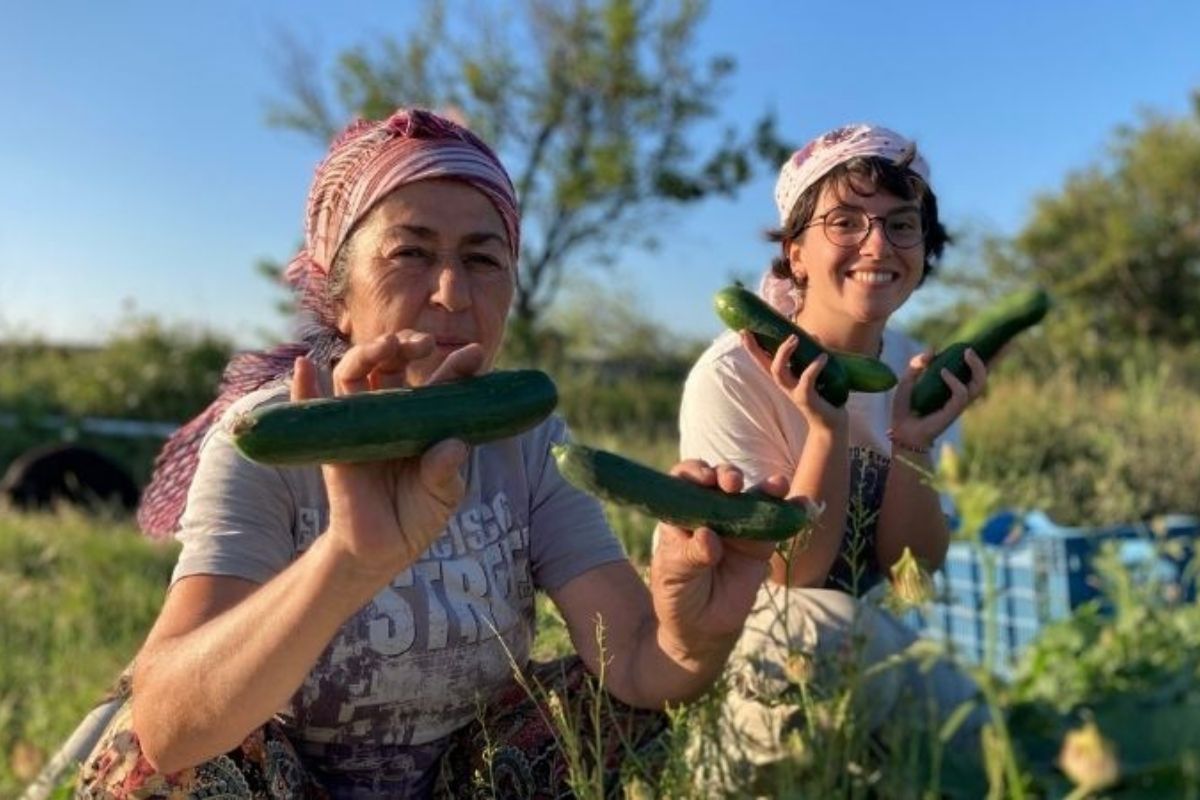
886, 428, 933, 455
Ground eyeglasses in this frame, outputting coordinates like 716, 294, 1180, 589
800, 206, 925, 250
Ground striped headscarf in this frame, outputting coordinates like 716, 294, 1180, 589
137, 108, 520, 538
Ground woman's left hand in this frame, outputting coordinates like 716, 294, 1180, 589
889, 347, 989, 451
648, 461, 788, 663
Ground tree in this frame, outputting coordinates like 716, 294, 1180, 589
543, 278, 698, 361
982, 91, 1200, 345
907, 90, 1200, 386
266, 0, 789, 357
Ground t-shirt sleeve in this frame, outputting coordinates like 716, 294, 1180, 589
171, 407, 298, 587
526, 417, 627, 592
678, 351, 799, 488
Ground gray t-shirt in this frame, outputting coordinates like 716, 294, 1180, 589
172, 382, 626, 795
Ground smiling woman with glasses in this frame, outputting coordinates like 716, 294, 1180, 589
677, 123, 993, 790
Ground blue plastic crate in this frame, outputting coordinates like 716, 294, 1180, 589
907, 511, 1198, 675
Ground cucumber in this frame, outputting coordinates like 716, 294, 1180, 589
713, 285, 852, 406
713, 285, 896, 398
831, 349, 898, 392
552, 442, 811, 541
908, 342, 972, 417
910, 288, 1052, 416
942, 287, 1052, 360
231, 370, 558, 465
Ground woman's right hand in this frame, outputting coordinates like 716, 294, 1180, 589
290, 331, 481, 580
742, 331, 847, 435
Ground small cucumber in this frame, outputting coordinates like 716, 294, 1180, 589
232, 370, 558, 465
830, 349, 898, 392
552, 442, 811, 541
713, 285, 851, 406
910, 288, 1052, 416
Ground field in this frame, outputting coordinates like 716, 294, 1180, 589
3, 415, 1200, 798
0, 511, 177, 798
5, 359, 1200, 798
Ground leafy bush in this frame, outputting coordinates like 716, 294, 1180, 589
0, 317, 232, 423
962, 369, 1200, 525
556, 365, 686, 441
0, 316, 233, 490
505, 278, 703, 442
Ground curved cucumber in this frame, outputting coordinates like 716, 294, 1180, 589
943, 287, 1052, 360
911, 288, 1052, 416
964, 288, 1052, 361
713, 285, 851, 406
232, 370, 558, 465
552, 442, 811, 541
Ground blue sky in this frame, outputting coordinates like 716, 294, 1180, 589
2, 2, 1199, 347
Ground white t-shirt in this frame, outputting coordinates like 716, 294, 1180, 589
679, 329, 960, 593
171, 382, 626, 795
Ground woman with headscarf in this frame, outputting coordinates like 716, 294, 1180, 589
678, 124, 991, 781
77, 108, 784, 798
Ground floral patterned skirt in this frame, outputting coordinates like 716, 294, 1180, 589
75, 658, 667, 799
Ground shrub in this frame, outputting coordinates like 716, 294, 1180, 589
962, 369, 1200, 525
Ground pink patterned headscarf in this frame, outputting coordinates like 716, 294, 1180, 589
760, 123, 930, 317
137, 108, 520, 538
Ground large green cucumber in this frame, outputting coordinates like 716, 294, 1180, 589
713, 285, 854, 405
942, 287, 1052, 360
552, 442, 811, 541
830, 349, 898, 392
910, 288, 1052, 416
232, 370, 558, 465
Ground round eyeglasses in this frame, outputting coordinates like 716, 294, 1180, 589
800, 206, 925, 249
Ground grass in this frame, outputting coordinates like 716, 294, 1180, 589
0, 506, 177, 797
5, 447, 1200, 797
